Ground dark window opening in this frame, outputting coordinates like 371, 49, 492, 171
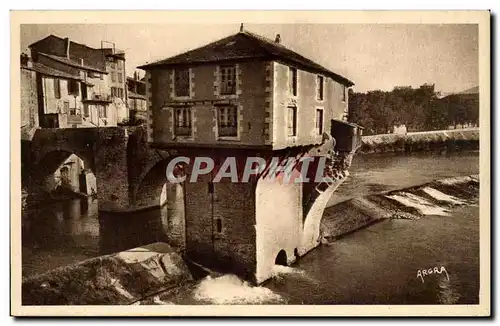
317, 75, 324, 100
68, 80, 79, 96
289, 67, 297, 96
215, 218, 222, 233
342, 85, 347, 102
81, 84, 88, 100
316, 109, 324, 135
174, 68, 190, 97
287, 106, 297, 136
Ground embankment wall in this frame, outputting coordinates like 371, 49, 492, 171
359, 128, 479, 154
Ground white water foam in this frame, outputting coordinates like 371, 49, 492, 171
386, 192, 451, 216
193, 274, 283, 304
421, 187, 466, 205
272, 265, 306, 279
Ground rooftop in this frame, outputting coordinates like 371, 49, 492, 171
138, 30, 353, 86
22, 62, 82, 81
38, 52, 108, 74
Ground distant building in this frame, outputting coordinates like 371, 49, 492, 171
23, 35, 129, 129
126, 72, 147, 122
393, 124, 407, 134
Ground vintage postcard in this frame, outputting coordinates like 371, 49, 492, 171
10, 10, 490, 317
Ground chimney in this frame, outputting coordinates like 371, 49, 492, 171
275, 34, 281, 44
64, 37, 70, 59
240, 23, 244, 32
20, 53, 29, 66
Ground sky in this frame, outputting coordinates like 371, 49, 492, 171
20, 23, 478, 94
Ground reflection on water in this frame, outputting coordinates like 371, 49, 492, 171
22, 185, 185, 278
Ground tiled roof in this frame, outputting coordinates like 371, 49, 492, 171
127, 76, 146, 84
38, 53, 108, 74
138, 30, 353, 86
22, 62, 82, 80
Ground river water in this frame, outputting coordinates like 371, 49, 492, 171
21, 151, 480, 304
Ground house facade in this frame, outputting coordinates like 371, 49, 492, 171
141, 31, 352, 150
126, 72, 147, 122
139, 29, 359, 283
24, 35, 129, 128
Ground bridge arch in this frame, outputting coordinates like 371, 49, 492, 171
275, 250, 287, 266
27, 149, 97, 198
132, 156, 185, 210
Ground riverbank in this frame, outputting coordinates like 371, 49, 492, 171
22, 242, 194, 305
360, 128, 479, 154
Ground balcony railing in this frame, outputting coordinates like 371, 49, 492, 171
83, 93, 113, 103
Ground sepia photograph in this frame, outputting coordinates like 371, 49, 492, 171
10, 10, 490, 317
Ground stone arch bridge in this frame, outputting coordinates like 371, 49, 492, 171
22, 125, 359, 284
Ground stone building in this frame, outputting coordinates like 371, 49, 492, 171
139, 28, 360, 283
126, 72, 147, 123
24, 35, 129, 128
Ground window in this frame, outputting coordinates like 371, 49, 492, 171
117, 61, 122, 71
54, 79, 61, 99
217, 106, 238, 137
63, 102, 69, 114
83, 105, 89, 117
219, 65, 236, 95
289, 67, 297, 96
100, 73, 103, 80
111, 72, 116, 83
215, 218, 222, 234
316, 109, 324, 135
117, 72, 123, 83
174, 107, 192, 136
68, 80, 79, 96
174, 68, 190, 97
287, 106, 297, 136
342, 85, 347, 102
99, 105, 107, 118
317, 75, 324, 101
